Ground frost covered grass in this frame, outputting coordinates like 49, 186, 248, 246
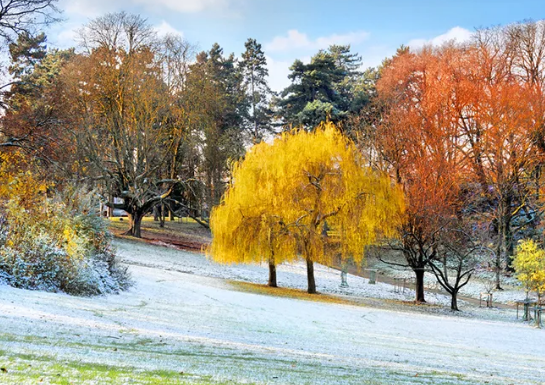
1, 239, 544, 384
114, 238, 454, 307
0, 348, 225, 385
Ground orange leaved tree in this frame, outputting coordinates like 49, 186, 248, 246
376, 45, 468, 303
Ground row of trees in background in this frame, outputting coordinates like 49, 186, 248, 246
372, 22, 545, 308
3, 3, 545, 308
210, 21, 545, 309
1, 13, 260, 237
1, 10, 372, 239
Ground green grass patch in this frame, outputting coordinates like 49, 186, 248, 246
0, 349, 250, 384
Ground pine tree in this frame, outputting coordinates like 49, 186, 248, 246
240, 38, 273, 142
277, 45, 371, 129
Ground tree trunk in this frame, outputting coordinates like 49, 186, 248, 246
107, 194, 114, 217
268, 260, 277, 287
159, 203, 165, 228
127, 211, 144, 238
503, 211, 514, 272
495, 236, 503, 290
450, 290, 459, 311
306, 258, 316, 294
495, 217, 503, 290
414, 268, 426, 303
340, 261, 349, 287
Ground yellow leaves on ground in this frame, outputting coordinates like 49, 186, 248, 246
208, 122, 404, 268
513, 239, 545, 297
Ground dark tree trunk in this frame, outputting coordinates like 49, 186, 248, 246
126, 211, 144, 238
495, 257, 503, 290
306, 258, 316, 294
451, 290, 459, 311
107, 194, 114, 217
268, 260, 277, 287
159, 203, 165, 228
414, 268, 426, 303
504, 212, 514, 272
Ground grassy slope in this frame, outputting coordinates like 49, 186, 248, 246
0, 332, 480, 385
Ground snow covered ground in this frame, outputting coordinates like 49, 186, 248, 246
0, 239, 544, 384
116, 240, 453, 306
372, 258, 535, 306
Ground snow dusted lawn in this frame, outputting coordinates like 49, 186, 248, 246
0, 239, 544, 384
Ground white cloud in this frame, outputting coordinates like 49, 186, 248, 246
134, 0, 229, 13
266, 29, 370, 53
59, 0, 231, 16
52, 27, 79, 48
408, 26, 473, 49
315, 31, 370, 48
266, 30, 310, 52
154, 21, 184, 38
266, 55, 292, 93
59, 0, 117, 18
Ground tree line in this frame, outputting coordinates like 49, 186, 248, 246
2, 2, 545, 309
1, 10, 373, 237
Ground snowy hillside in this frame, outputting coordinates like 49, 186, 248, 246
0, 239, 543, 384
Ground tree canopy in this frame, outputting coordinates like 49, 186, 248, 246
513, 239, 545, 300
208, 122, 404, 293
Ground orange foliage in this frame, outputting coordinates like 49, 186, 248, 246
377, 31, 545, 300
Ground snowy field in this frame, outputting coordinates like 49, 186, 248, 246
0, 239, 544, 384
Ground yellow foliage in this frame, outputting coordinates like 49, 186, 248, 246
0, 154, 89, 261
513, 239, 545, 297
208, 122, 404, 267
0, 152, 49, 211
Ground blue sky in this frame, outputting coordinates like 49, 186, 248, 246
47, 0, 545, 91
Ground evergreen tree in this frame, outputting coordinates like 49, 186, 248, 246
328, 44, 363, 112
184, 44, 246, 212
277, 45, 371, 130
8, 32, 47, 78
277, 53, 343, 129
240, 38, 273, 142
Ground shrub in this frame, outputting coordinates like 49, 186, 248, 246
0, 160, 131, 295
513, 239, 545, 300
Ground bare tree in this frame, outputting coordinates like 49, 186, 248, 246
0, 0, 60, 43
77, 11, 154, 53
429, 227, 477, 311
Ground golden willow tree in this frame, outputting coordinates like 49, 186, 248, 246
209, 123, 404, 293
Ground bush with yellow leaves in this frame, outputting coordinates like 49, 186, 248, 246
513, 239, 545, 301
0, 154, 131, 295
